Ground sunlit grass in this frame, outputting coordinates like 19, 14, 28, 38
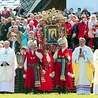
0, 93, 98, 98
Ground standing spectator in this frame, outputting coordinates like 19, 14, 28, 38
1, 19, 8, 41
21, 27, 30, 47
28, 13, 38, 27
27, 20, 35, 31
15, 19, 22, 31
9, 33, 21, 54
6, 17, 12, 30
28, 31, 37, 47
9, 8, 15, 19
72, 18, 79, 48
93, 21, 98, 50
0, 41, 17, 93
14, 4, 24, 16
81, 8, 90, 19
20, 19, 28, 33
35, 24, 43, 47
24, 40, 43, 94
69, 15, 77, 27
16, 46, 26, 93
63, 9, 69, 18
72, 37, 94, 94
78, 16, 89, 45
53, 37, 73, 94
7, 25, 23, 44
2, 6, 10, 18
62, 17, 72, 48
95, 11, 98, 20
68, 8, 75, 15
88, 14, 97, 49
75, 8, 82, 20
8, 20, 16, 32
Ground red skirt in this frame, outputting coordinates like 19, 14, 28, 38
24, 66, 35, 88
38, 68, 53, 91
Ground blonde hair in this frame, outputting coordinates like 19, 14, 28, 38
89, 14, 97, 23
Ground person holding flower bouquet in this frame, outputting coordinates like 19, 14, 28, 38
72, 37, 94, 94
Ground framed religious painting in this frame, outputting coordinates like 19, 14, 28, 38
43, 24, 61, 44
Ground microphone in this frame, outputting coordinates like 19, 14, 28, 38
80, 48, 82, 54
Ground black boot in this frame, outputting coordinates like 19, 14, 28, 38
33, 87, 38, 94
24, 88, 29, 94
56, 85, 62, 94
39, 90, 44, 94
62, 87, 68, 94
24, 88, 32, 94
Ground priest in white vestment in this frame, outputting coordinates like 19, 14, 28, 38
93, 49, 98, 94
0, 41, 17, 93
72, 38, 94, 94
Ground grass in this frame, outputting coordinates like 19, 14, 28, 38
0, 93, 98, 98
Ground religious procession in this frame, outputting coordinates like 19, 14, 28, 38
0, 0, 98, 98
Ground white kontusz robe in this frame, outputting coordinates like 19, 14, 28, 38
0, 47, 17, 93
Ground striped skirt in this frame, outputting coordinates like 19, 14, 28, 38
76, 85, 90, 94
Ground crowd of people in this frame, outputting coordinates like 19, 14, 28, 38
0, 3, 98, 95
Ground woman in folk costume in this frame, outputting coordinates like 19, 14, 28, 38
88, 14, 97, 49
23, 40, 43, 94
93, 49, 98, 94
53, 37, 73, 94
72, 37, 94, 94
38, 45, 54, 92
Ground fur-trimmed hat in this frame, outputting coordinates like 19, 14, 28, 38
57, 37, 68, 45
28, 40, 36, 47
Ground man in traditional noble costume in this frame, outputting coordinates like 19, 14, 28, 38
24, 40, 43, 94
53, 37, 73, 94
72, 37, 94, 94
0, 41, 17, 93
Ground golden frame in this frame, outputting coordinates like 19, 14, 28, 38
43, 24, 61, 44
